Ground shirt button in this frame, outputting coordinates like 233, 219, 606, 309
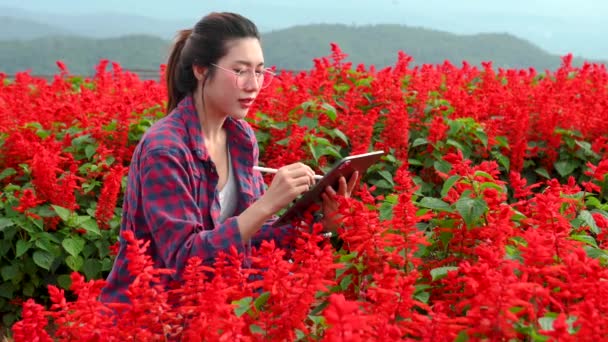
196, 151, 203, 158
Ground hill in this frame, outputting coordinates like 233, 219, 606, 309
0, 24, 603, 76
0, 16, 74, 40
261, 24, 593, 71
0, 35, 170, 76
0, 8, 190, 40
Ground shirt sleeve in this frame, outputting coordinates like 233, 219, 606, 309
246, 126, 295, 250
139, 148, 244, 276
249, 171, 295, 250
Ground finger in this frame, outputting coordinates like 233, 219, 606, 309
293, 182, 311, 195
338, 176, 348, 195
285, 166, 316, 182
323, 194, 338, 209
285, 162, 314, 174
346, 171, 359, 194
321, 192, 330, 203
325, 185, 337, 197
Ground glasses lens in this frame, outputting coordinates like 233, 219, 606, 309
235, 69, 275, 89
261, 70, 274, 89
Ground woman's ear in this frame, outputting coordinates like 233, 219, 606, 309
193, 65, 207, 81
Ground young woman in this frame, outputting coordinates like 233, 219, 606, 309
100, 12, 358, 304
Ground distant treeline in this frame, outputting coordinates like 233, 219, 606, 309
1, 24, 603, 76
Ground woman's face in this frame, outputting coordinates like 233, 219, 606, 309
201, 37, 266, 120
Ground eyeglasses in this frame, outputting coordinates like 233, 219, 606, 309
210, 64, 275, 89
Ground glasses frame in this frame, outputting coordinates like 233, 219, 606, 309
210, 63, 275, 90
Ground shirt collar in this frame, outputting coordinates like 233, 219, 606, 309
175, 94, 254, 161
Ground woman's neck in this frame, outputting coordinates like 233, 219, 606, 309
193, 89, 226, 142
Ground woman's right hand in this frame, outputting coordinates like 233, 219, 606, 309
259, 162, 316, 213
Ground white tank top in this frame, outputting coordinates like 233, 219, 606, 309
218, 148, 237, 222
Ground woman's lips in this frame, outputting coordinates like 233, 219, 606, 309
238, 98, 254, 108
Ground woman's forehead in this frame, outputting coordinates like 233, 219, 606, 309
221, 38, 264, 66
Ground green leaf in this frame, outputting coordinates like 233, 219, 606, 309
84, 145, 97, 159
454, 330, 469, 342
298, 116, 318, 129
32, 250, 54, 271
441, 175, 460, 198
0, 218, 14, 231
434, 160, 452, 174
250, 324, 265, 335
62, 237, 85, 257
0, 282, 16, 299
82, 259, 102, 279
321, 103, 337, 121
378, 170, 394, 186
15, 240, 31, 258
379, 196, 396, 221
418, 197, 453, 212
412, 138, 428, 147
1, 265, 20, 281
535, 168, 551, 179
492, 152, 510, 171
308, 314, 326, 326
584, 246, 608, 260
295, 329, 306, 340
430, 266, 458, 281
340, 274, 353, 290
579, 210, 600, 234
473, 129, 488, 147
455, 197, 487, 228
446, 139, 465, 153
23, 282, 35, 297
554, 160, 578, 178
232, 297, 253, 317
57, 274, 72, 290
586, 197, 603, 209
332, 128, 349, 145
51, 205, 72, 222
414, 290, 430, 304
473, 170, 494, 180
408, 158, 423, 166
79, 218, 101, 236
480, 182, 504, 193
66, 255, 84, 271
254, 292, 270, 311
570, 234, 598, 248
0, 168, 16, 181
538, 316, 556, 331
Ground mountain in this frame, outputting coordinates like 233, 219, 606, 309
0, 35, 170, 76
0, 7, 190, 40
0, 24, 603, 76
1, 4, 606, 61
0, 16, 74, 40
261, 24, 589, 71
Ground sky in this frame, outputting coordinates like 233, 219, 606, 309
2, 0, 605, 19
2, 0, 606, 59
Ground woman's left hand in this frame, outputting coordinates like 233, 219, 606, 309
320, 171, 359, 233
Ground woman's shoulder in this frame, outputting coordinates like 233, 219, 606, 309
228, 117, 257, 143
137, 113, 190, 156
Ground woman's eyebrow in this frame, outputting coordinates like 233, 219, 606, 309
233, 60, 265, 67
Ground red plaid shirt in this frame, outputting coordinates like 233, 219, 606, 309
100, 95, 291, 304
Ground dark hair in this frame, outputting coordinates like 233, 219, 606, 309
165, 12, 260, 114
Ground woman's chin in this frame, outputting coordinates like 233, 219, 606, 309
230, 109, 250, 120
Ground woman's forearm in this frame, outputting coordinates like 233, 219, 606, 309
236, 196, 275, 242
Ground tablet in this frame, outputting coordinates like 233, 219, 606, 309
272, 150, 386, 227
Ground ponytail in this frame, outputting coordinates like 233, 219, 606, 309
165, 29, 194, 114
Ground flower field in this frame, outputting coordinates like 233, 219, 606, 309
2, 44, 608, 340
